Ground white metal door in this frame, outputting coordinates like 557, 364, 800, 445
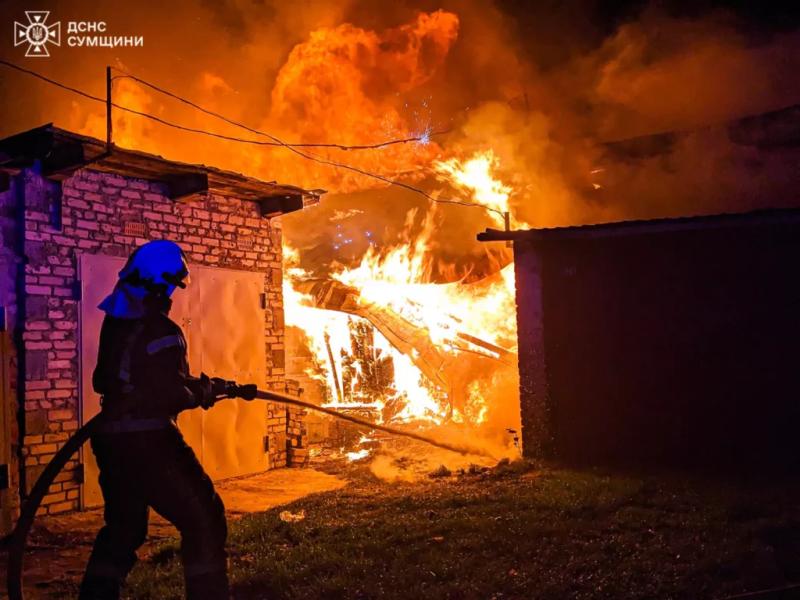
79, 255, 269, 508
190, 265, 269, 480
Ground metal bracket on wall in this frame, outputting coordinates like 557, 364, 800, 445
0, 464, 8, 490
71, 280, 82, 301
263, 435, 270, 453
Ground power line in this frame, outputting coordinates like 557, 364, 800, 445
0, 60, 257, 143
112, 70, 447, 151
0, 59, 105, 104
0, 60, 507, 220
111, 68, 506, 219
0, 60, 444, 151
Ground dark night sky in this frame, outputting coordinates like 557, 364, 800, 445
498, 0, 800, 68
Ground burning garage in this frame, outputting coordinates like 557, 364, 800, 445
2, 1, 800, 598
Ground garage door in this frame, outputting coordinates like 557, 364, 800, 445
79, 254, 269, 508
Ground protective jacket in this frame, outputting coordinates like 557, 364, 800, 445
79, 309, 229, 600
93, 311, 203, 419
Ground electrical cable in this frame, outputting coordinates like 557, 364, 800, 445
110, 68, 506, 219
112, 70, 447, 151
0, 60, 506, 221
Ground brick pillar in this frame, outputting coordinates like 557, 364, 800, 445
285, 379, 308, 467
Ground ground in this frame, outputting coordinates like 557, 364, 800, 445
4, 459, 800, 599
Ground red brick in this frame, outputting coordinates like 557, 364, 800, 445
47, 500, 77, 514
38, 276, 65, 286
42, 496, 71, 510
31, 444, 58, 455
48, 409, 73, 421
26, 285, 52, 296
73, 180, 99, 192
27, 341, 52, 350
66, 198, 90, 210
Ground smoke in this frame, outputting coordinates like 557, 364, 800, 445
264, 9, 458, 191
3, 1, 798, 237
271, 3, 800, 277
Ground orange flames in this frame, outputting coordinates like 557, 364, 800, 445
284, 150, 522, 461
266, 10, 459, 191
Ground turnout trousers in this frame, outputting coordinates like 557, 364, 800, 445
78, 423, 228, 599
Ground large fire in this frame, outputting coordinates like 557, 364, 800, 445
284, 150, 526, 462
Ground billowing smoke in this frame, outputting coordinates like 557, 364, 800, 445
2, 1, 798, 252
266, 10, 458, 191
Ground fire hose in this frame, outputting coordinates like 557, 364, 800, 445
5, 386, 494, 599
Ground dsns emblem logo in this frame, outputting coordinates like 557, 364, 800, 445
14, 11, 61, 57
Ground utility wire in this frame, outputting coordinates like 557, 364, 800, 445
0, 60, 506, 220
113, 70, 447, 151
0, 60, 442, 151
0, 60, 250, 142
111, 68, 501, 215
111, 68, 506, 219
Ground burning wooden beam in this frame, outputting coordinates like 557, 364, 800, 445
292, 278, 517, 392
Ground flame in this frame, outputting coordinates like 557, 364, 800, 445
345, 449, 371, 462
434, 150, 515, 228
284, 150, 521, 451
265, 10, 460, 191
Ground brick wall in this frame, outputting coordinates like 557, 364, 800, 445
4, 166, 292, 514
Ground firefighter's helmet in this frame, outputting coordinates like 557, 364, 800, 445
118, 240, 189, 296
99, 240, 189, 318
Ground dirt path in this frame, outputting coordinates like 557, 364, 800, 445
0, 468, 345, 599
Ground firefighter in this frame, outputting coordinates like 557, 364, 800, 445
79, 240, 255, 600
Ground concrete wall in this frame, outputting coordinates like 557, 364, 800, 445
514, 219, 800, 469
0, 165, 297, 515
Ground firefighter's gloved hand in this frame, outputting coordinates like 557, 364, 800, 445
234, 384, 257, 401
197, 373, 217, 409
210, 377, 231, 398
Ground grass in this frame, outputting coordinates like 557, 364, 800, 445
117, 460, 800, 599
